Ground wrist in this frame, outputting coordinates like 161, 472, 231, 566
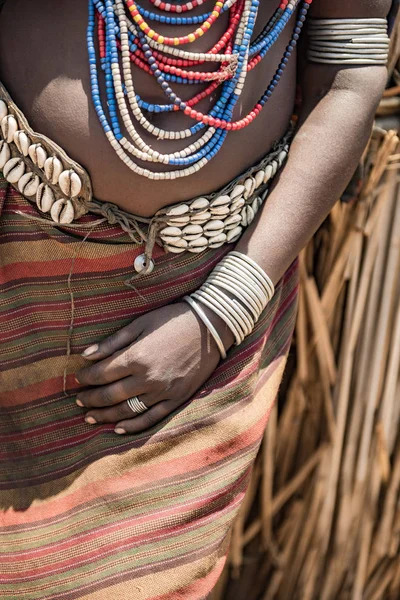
182, 298, 234, 359
185, 251, 275, 355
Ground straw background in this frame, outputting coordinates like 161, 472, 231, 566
211, 10, 400, 600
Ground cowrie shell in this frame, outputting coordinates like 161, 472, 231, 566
0, 140, 11, 170
14, 131, 30, 156
163, 237, 187, 249
29, 143, 47, 168
3, 157, 25, 183
51, 198, 75, 224
210, 194, 231, 207
1, 115, 18, 143
183, 233, 203, 242
182, 224, 203, 236
230, 184, 245, 199
263, 164, 273, 184
167, 216, 190, 226
252, 197, 260, 213
204, 228, 224, 238
188, 236, 208, 248
160, 226, 182, 238
254, 170, 264, 188
230, 197, 245, 213
191, 197, 209, 211
244, 177, 255, 199
227, 226, 243, 242
241, 208, 247, 227
204, 219, 224, 232
165, 245, 186, 254
208, 232, 227, 247
191, 211, 211, 224
210, 205, 230, 217
36, 183, 56, 213
224, 214, 242, 228
246, 205, 255, 225
160, 235, 183, 245
188, 246, 207, 254
44, 157, 63, 185
166, 203, 189, 217
0, 100, 8, 122
59, 169, 82, 198
278, 150, 288, 165
18, 172, 40, 197
271, 160, 278, 177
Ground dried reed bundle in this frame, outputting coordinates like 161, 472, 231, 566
211, 44, 400, 600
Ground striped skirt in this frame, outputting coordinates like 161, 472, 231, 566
0, 175, 299, 600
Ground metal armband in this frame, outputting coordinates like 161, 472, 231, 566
307, 18, 390, 66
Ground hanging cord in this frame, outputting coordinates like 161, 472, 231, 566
63, 224, 99, 396
12, 209, 103, 395
14, 200, 162, 285
86, 200, 151, 243
13, 208, 150, 393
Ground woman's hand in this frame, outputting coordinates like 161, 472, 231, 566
75, 302, 233, 435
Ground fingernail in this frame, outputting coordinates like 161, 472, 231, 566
82, 344, 99, 358
115, 428, 126, 435
76, 399, 84, 407
85, 416, 97, 425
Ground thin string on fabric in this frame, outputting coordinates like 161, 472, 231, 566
63, 223, 100, 396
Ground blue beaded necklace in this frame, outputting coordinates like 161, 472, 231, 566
87, 0, 311, 179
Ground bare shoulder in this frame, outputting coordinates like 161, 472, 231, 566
310, 0, 392, 18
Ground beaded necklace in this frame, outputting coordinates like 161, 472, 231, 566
87, 0, 312, 179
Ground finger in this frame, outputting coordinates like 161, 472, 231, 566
77, 347, 138, 387
81, 319, 144, 361
76, 375, 145, 408
114, 397, 184, 435
84, 395, 154, 425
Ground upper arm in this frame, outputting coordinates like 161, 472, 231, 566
299, 0, 391, 113
309, 0, 392, 19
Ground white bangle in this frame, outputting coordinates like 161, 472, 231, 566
192, 290, 244, 345
188, 252, 275, 346
183, 295, 227, 360
211, 265, 267, 311
195, 287, 249, 343
228, 251, 275, 298
207, 272, 261, 320
200, 282, 254, 337
224, 256, 274, 300
214, 261, 270, 305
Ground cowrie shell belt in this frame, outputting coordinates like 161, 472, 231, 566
0, 82, 292, 261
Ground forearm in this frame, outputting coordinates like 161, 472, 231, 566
235, 65, 387, 285
183, 0, 391, 356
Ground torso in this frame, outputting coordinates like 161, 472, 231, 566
0, 0, 297, 216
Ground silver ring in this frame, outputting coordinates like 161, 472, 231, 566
127, 396, 148, 415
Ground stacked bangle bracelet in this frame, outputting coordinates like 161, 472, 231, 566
183, 251, 275, 359
184, 295, 227, 360
307, 18, 390, 66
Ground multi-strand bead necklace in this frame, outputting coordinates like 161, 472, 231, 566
87, 0, 312, 179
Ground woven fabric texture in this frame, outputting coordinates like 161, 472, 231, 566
0, 176, 298, 600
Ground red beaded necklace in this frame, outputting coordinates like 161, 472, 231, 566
97, 0, 253, 111
148, 0, 210, 12
89, 0, 312, 179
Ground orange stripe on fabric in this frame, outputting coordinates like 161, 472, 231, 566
0, 366, 285, 528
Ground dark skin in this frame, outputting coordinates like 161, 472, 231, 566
0, 0, 390, 435
0, 0, 295, 214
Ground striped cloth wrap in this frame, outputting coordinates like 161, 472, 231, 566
0, 174, 299, 600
